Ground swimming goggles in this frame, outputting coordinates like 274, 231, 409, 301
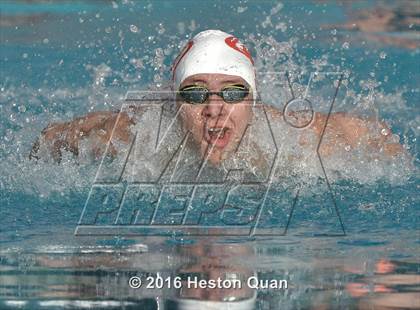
178, 84, 249, 104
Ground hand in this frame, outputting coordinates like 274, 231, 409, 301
30, 111, 134, 162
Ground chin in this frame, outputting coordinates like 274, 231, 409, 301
202, 143, 236, 165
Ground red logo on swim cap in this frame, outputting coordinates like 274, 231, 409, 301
225, 36, 254, 65
172, 40, 193, 80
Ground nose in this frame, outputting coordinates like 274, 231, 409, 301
202, 94, 226, 119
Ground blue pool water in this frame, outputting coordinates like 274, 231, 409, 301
1, 1, 419, 309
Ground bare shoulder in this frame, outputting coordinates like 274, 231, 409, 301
261, 103, 313, 122
312, 112, 405, 156
261, 104, 283, 119
258, 105, 405, 157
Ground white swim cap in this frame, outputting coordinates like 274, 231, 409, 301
172, 29, 257, 103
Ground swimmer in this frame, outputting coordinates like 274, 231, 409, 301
30, 29, 405, 165
322, 1, 420, 49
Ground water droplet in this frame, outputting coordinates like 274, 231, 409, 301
381, 128, 389, 136
331, 29, 337, 35
18, 105, 26, 112
379, 51, 387, 59
342, 42, 349, 49
130, 24, 138, 33
237, 6, 247, 13
157, 23, 165, 35
345, 145, 351, 151
105, 26, 112, 34
22, 53, 28, 59
43, 38, 49, 44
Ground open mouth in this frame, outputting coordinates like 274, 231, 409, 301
205, 127, 232, 148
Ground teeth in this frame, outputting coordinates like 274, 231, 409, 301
208, 128, 224, 133
208, 127, 226, 138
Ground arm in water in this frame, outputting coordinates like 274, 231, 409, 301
266, 106, 405, 157
313, 112, 405, 157
29, 110, 134, 162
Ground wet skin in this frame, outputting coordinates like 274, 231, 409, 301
30, 73, 405, 163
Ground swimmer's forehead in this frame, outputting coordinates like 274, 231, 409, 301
180, 73, 250, 88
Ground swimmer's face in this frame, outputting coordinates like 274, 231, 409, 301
177, 73, 253, 165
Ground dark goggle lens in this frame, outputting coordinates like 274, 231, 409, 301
179, 87, 208, 104
221, 86, 249, 103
